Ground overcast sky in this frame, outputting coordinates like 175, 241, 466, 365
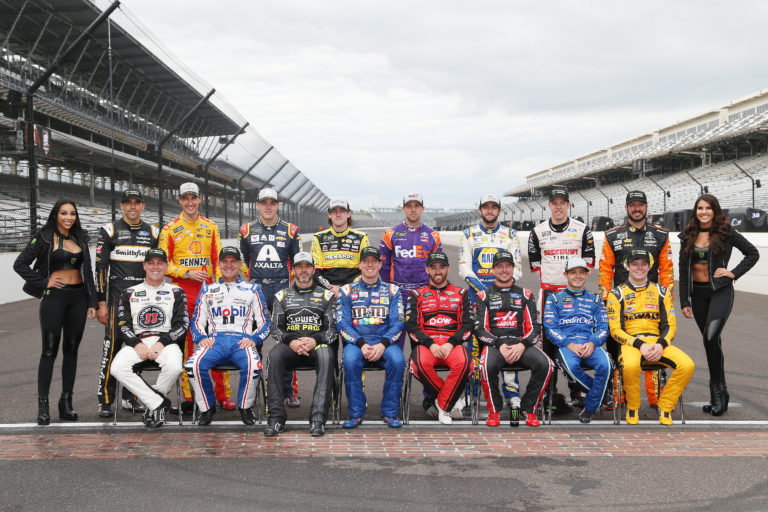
116, 0, 768, 211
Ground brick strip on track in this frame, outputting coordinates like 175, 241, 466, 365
2, 430, 767, 460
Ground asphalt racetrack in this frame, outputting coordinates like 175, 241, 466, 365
1, 228, 767, 511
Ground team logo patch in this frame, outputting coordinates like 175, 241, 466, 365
137, 305, 166, 329
188, 240, 203, 255
494, 311, 518, 328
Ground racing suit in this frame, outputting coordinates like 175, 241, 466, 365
379, 221, 441, 348
543, 288, 611, 414
186, 278, 269, 412
310, 226, 369, 289
110, 281, 188, 411
528, 217, 595, 402
475, 284, 553, 415
95, 218, 159, 407
158, 214, 229, 402
337, 278, 404, 419
606, 281, 694, 413
458, 222, 522, 400
239, 216, 302, 398
405, 283, 473, 411
267, 283, 338, 424
599, 222, 674, 404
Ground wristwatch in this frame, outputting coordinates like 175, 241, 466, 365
183, 270, 189, 279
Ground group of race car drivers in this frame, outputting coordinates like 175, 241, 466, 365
28, 180, 719, 432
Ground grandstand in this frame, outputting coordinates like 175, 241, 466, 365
0, 0, 328, 251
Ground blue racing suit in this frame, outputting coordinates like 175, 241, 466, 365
542, 288, 611, 414
336, 278, 404, 418
186, 278, 270, 412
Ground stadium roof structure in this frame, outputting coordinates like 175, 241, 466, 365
506, 88, 768, 198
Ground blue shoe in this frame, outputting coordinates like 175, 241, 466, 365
342, 416, 363, 429
383, 416, 402, 428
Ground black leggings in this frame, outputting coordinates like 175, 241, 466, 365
38, 285, 88, 396
691, 282, 734, 385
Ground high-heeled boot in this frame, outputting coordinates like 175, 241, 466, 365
37, 396, 50, 425
709, 382, 726, 416
58, 391, 78, 421
721, 384, 730, 412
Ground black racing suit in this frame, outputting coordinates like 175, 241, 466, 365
266, 283, 338, 424
95, 218, 159, 406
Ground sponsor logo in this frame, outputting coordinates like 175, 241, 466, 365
427, 315, 454, 326
494, 311, 518, 328
137, 305, 166, 329
559, 316, 590, 325
395, 245, 429, 259
188, 240, 203, 255
179, 257, 210, 267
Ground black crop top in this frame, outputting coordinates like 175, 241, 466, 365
692, 244, 710, 264
50, 235, 84, 271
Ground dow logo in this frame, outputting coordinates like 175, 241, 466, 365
138, 305, 166, 329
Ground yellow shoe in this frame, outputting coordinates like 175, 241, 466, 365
659, 410, 673, 426
626, 409, 639, 425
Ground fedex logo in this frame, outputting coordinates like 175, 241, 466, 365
395, 245, 429, 259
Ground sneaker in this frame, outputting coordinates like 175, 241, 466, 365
626, 409, 639, 425
659, 410, 673, 426
142, 397, 171, 428
286, 395, 301, 408
197, 405, 217, 426
578, 408, 592, 424
435, 402, 452, 425
342, 417, 363, 429
219, 398, 237, 410
239, 407, 256, 426
264, 421, 285, 436
97, 404, 112, 418
486, 411, 500, 427
383, 416, 403, 428
310, 421, 325, 436
523, 411, 540, 427
422, 398, 438, 418
121, 397, 146, 414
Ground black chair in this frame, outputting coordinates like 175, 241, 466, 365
472, 365, 554, 425
614, 360, 684, 424
191, 363, 267, 424
263, 357, 342, 425
112, 361, 183, 426
549, 354, 617, 423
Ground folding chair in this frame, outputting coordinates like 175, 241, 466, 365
472, 364, 554, 425
614, 359, 685, 424
191, 363, 267, 424
337, 362, 407, 422
550, 353, 617, 423
402, 364, 472, 424
112, 360, 183, 426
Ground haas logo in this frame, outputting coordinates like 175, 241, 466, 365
494, 311, 518, 328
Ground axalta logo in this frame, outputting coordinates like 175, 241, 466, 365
395, 245, 428, 258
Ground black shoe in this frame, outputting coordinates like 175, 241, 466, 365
198, 405, 217, 426
142, 397, 171, 428
310, 421, 325, 436
722, 384, 730, 412
569, 388, 585, 409
264, 421, 285, 437
37, 396, 50, 426
121, 397, 146, 414
550, 393, 571, 416
709, 382, 726, 416
98, 403, 112, 418
239, 407, 256, 426
58, 392, 78, 421
578, 408, 592, 424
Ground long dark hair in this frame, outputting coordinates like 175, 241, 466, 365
40, 199, 86, 240
681, 194, 729, 259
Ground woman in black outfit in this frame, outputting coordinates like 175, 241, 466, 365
14, 199, 97, 425
678, 194, 759, 416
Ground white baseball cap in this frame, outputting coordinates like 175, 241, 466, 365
293, 252, 314, 266
479, 193, 501, 207
403, 193, 424, 206
564, 257, 589, 272
328, 198, 350, 212
258, 188, 279, 202
179, 182, 199, 197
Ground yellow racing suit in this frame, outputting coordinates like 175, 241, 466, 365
606, 281, 693, 413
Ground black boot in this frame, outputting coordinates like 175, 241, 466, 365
702, 384, 714, 414
37, 396, 50, 426
58, 392, 78, 421
709, 382, 726, 416
721, 384, 730, 412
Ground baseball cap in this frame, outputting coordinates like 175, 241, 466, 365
144, 248, 168, 263
360, 246, 381, 261
179, 182, 199, 197
328, 198, 350, 212
626, 190, 648, 204
121, 189, 144, 203
218, 246, 242, 260
549, 186, 569, 202
402, 193, 424, 206
492, 250, 515, 267
293, 252, 314, 266
426, 252, 449, 266
625, 249, 651, 264
564, 257, 590, 272
479, 193, 501, 208
258, 188, 279, 202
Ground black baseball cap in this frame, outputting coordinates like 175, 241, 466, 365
550, 186, 569, 202
625, 249, 650, 264
492, 251, 515, 267
360, 246, 381, 261
122, 189, 144, 202
219, 246, 242, 260
626, 190, 647, 205
144, 248, 167, 263
426, 252, 449, 266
